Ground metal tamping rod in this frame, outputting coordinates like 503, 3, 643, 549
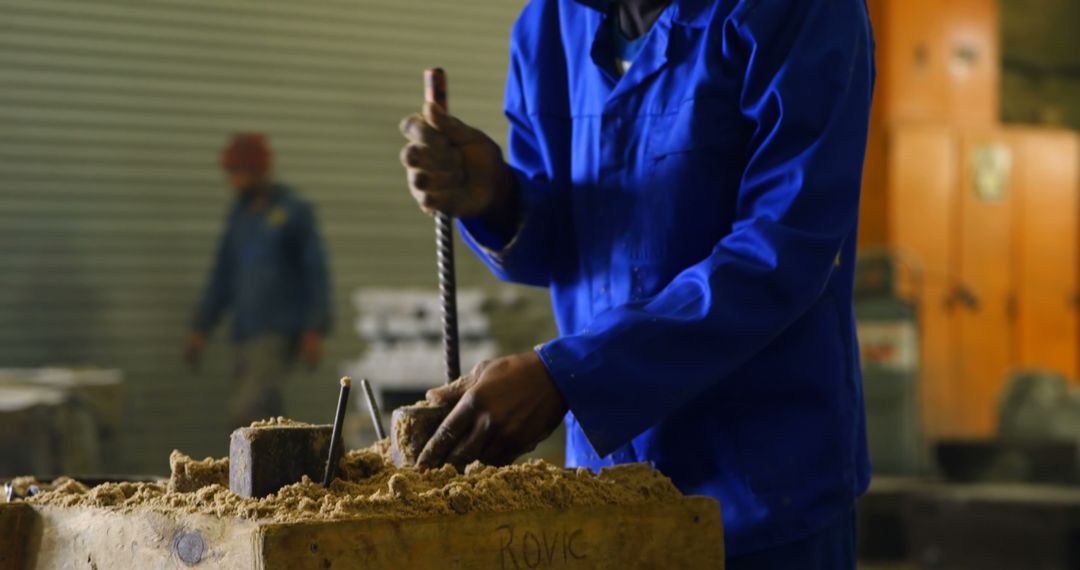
322, 376, 352, 487
358, 377, 386, 440
425, 67, 461, 385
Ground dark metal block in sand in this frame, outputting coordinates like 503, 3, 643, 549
229, 425, 342, 498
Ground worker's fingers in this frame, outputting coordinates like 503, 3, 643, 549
479, 411, 552, 467
490, 449, 523, 468
409, 187, 452, 215
408, 167, 464, 193
426, 375, 472, 406
478, 439, 510, 467
417, 392, 479, 468
399, 114, 450, 148
481, 436, 531, 467
468, 359, 492, 377
446, 415, 493, 470
399, 143, 462, 172
423, 103, 484, 146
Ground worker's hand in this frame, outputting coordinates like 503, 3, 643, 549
298, 331, 323, 369
183, 332, 207, 370
398, 103, 515, 219
417, 351, 567, 470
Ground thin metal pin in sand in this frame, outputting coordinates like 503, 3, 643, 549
359, 377, 386, 440
322, 376, 352, 487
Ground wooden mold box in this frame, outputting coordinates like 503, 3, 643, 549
1, 497, 723, 569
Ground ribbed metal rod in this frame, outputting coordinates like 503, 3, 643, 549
435, 213, 461, 383
426, 67, 461, 385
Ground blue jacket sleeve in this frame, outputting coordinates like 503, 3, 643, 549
294, 202, 333, 334
537, 0, 875, 456
458, 29, 557, 288
192, 221, 234, 334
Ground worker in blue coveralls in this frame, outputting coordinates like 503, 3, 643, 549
398, 0, 873, 566
185, 133, 332, 429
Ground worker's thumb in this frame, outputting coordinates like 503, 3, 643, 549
426, 376, 470, 406
423, 102, 481, 145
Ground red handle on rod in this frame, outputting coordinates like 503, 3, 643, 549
425, 68, 448, 112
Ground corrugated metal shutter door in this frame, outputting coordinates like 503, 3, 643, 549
0, 0, 528, 472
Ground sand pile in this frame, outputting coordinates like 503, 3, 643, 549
25, 425, 681, 523
5, 476, 45, 498
168, 450, 229, 493
247, 416, 312, 428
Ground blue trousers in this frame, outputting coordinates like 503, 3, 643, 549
727, 510, 856, 569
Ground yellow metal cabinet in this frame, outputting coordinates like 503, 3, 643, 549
1013, 130, 1080, 381
884, 127, 958, 438
955, 130, 1017, 436
867, 0, 999, 127
860, 125, 1080, 438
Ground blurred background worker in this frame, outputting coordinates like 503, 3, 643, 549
399, 0, 872, 567
184, 133, 332, 429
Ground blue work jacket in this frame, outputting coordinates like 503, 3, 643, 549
193, 184, 332, 343
461, 0, 874, 556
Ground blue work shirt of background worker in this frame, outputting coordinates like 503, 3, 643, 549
458, 0, 875, 558
193, 183, 332, 343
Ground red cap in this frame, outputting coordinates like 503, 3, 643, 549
221, 133, 272, 173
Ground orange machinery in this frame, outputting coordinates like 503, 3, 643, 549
858, 0, 1080, 439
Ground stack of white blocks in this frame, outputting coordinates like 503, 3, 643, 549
342, 289, 497, 393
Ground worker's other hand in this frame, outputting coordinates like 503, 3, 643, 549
417, 351, 567, 470
183, 332, 207, 370
398, 103, 513, 218
298, 331, 323, 369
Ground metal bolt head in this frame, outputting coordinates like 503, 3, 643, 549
174, 531, 207, 566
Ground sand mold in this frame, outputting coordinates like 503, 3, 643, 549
27, 436, 682, 523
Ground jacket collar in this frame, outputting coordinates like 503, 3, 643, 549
573, 0, 710, 27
